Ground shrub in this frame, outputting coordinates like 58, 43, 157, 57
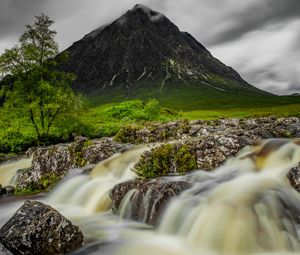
133, 143, 198, 178
114, 124, 143, 143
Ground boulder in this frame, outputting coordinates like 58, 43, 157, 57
133, 135, 246, 179
110, 179, 191, 225
82, 138, 131, 164
0, 201, 83, 255
288, 164, 300, 192
192, 134, 245, 171
2, 186, 15, 195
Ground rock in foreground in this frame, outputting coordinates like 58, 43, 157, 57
0, 201, 83, 255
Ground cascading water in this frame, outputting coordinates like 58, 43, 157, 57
1, 139, 300, 255
47, 145, 147, 215
0, 157, 32, 186
108, 139, 300, 255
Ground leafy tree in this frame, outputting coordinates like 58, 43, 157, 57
0, 14, 82, 141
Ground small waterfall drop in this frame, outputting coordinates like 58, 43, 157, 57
113, 139, 300, 255
47, 146, 147, 216
155, 139, 300, 254
0, 157, 32, 186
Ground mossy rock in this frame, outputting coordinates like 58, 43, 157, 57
114, 124, 144, 143
15, 173, 61, 195
133, 143, 198, 178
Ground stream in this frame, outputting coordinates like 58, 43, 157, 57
1, 139, 300, 255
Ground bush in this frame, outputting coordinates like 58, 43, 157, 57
103, 99, 170, 122
114, 124, 143, 143
133, 143, 198, 178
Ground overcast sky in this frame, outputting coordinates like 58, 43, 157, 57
0, 0, 299, 95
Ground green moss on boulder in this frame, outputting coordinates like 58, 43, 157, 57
114, 124, 144, 143
133, 143, 197, 178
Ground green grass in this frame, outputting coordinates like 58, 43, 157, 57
0, 99, 177, 154
182, 104, 300, 120
1, 74, 300, 155
89, 79, 300, 111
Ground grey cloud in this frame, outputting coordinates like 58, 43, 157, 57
0, 0, 299, 94
0, 0, 47, 40
208, 0, 300, 45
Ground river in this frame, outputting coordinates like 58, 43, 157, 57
1, 139, 300, 255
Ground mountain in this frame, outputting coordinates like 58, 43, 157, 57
61, 4, 268, 108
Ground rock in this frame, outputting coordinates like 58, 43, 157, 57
192, 134, 244, 171
74, 135, 89, 145
2, 186, 15, 195
0, 201, 83, 255
25, 147, 38, 157
287, 164, 300, 192
15, 144, 73, 191
0, 243, 13, 255
110, 179, 191, 225
14, 138, 131, 192
115, 117, 300, 144
133, 135, 246, 179
0, 154, 21, 164
82, 138, 131, 165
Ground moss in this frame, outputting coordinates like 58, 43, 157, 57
40, 173, 61, 189
114, 124, 144, 143
82, 139, 94, 149
133, 143, 197, 178
74, 151, 86, 167
15, 173, 61, 195
68, 142, 87, 167
0, 153, 18, 163
174, 145, 198, 174
177, 119, 190, 133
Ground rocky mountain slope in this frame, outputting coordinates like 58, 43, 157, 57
61, 4, 265, 100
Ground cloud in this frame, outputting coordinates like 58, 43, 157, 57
0, 0, 299, 94
211, 19, 300, 94
207, 0, 300, 45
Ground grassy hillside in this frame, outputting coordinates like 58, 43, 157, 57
88, 76, 300, 111
1, 74, 300, 155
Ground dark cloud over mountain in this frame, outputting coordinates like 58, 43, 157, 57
0, 0, 299, 94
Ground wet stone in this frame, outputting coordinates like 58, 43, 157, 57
0, 200, 84, 255
288, 164, 300, 192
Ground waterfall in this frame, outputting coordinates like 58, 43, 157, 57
1, 139, 300, 255
0, 157, 32, 186
46, 146, 147, 216
114, 139, 300, 255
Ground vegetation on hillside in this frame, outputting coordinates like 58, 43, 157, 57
0, 99, 176, 154
0, 15, 300, 157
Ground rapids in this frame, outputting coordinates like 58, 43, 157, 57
1, 139, 300, 255
0, 157, 32, 186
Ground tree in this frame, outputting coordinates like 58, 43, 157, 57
0, 14, 82, 141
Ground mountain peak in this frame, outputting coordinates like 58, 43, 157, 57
116, 4, 166, 26
129, 4, 165, 22
63, 5, 260, 96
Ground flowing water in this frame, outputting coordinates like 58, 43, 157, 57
1, 139, 300, 255
0, 157, 32, 186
